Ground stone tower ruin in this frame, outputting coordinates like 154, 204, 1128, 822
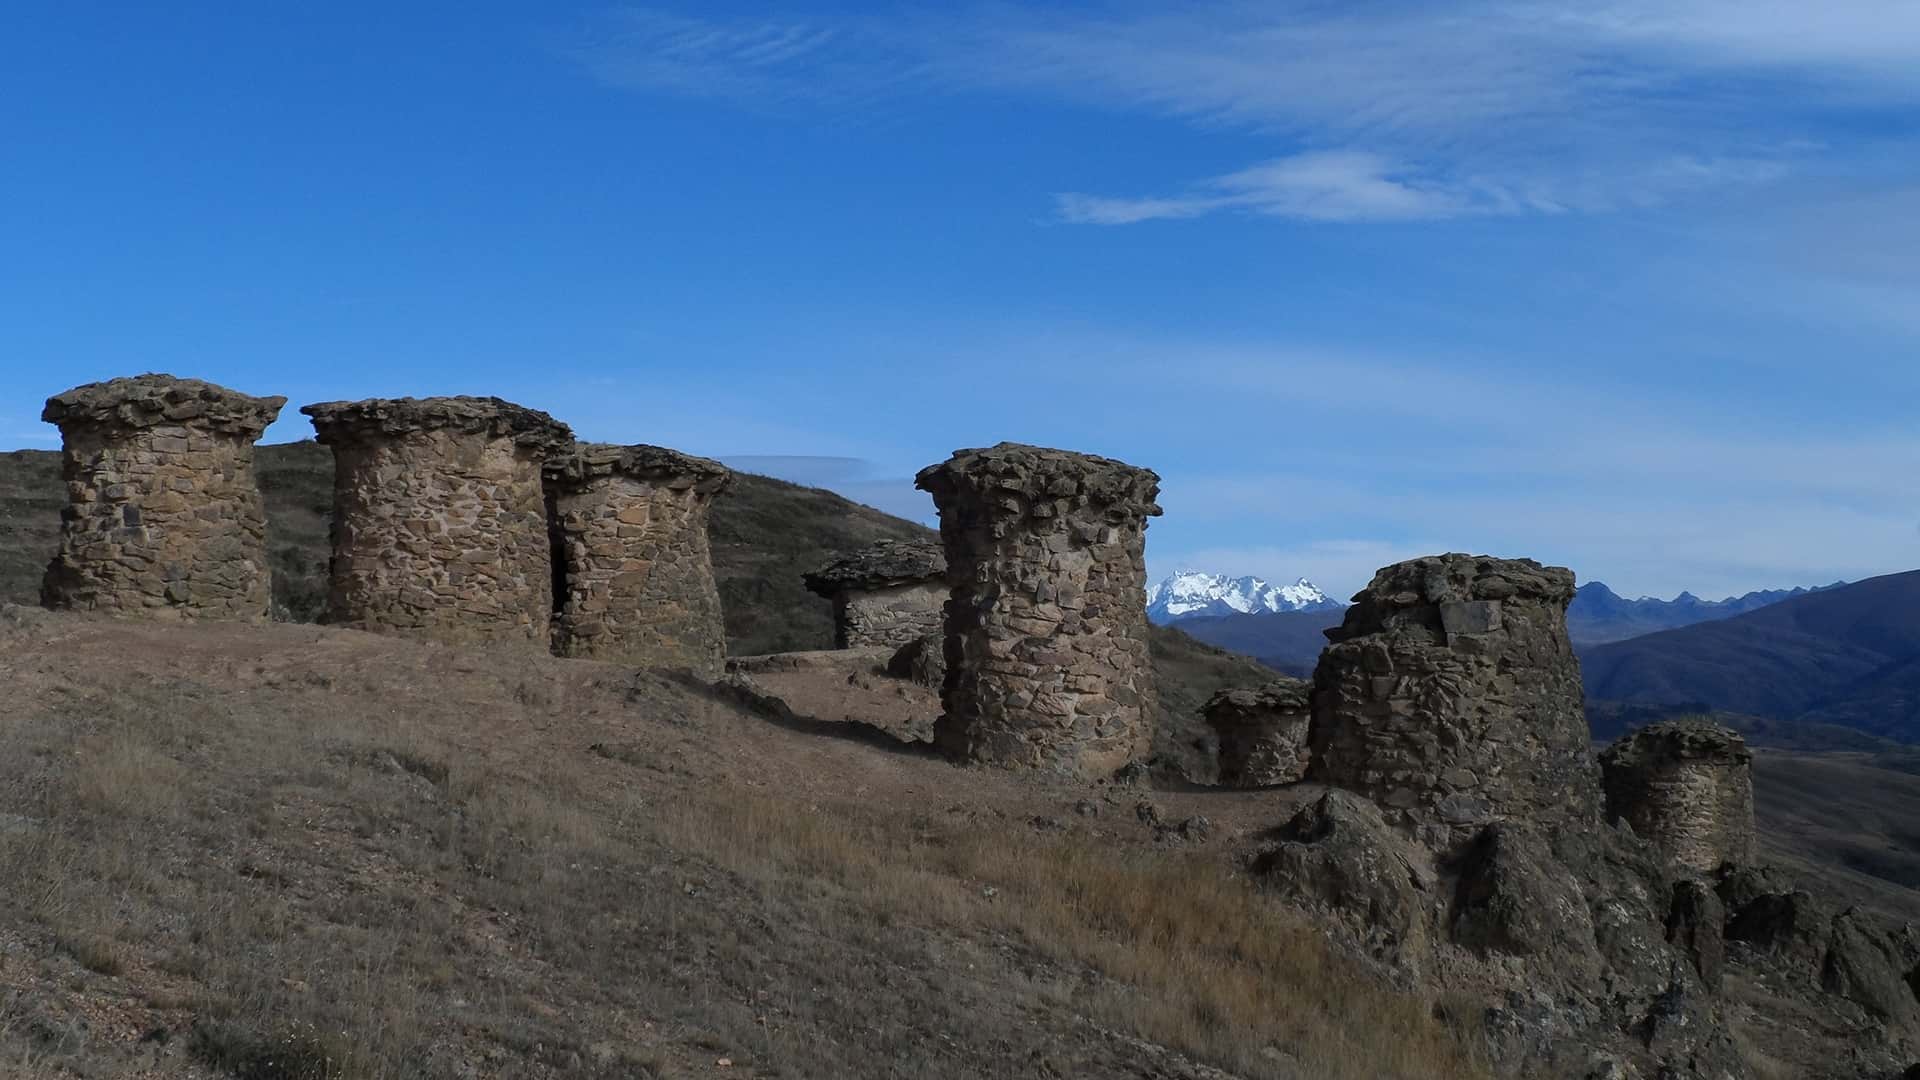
41, 374, 285, 619
301, 396, 572, 647
1600, 717, 1755, 876
802, 538, 948, 650
1308, 554, 1598, 849
1204, 679, 1312, 788
544, 443, 732, 674
914, 442, 1161, 777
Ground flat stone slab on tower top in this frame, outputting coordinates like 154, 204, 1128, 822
545, 442, 732, 674
1309, 553, 1598, 851
915, 442, 1162, 779
42, 373, 286, 620
302, 395, 572, 647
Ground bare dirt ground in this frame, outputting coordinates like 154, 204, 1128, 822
0, 609, 1483, 1080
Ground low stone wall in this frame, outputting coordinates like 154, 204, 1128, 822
914, 443, 1161, 778
41, 374, 285, 619
545, 443, 731, 675
302, 396, 571, 647
838, 581, 946, 649
1600, 718, 1755, 875
1308, 554, 1598, 851
1204, 679, 1312, 787
803, 539, 947, 649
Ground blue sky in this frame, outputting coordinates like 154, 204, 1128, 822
3, 2, 1917, 600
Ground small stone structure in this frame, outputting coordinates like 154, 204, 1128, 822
801, 538, 948, 649
1308, 554, 1598, 849
41, 374, 285, 619
544, 443, 732, 674
1599, 717, 1755, 876
914, 443, 1161, 777
302, 396, 571, 647
1204, 679, 1312, 787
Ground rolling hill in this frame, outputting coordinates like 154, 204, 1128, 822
1581, 570, 1920, 740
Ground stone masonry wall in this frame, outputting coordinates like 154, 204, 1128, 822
1308, 554, 1599, 851
1205, 679, 1312, 787
838, 582, 947, 650
1600, 718, 1755, 876
302, 397, 571, 647
545, 443, 731, 675
41, 374, 285, 619
914, 443, 1162, 778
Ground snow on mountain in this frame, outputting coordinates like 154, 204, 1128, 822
1145, 569, 1345, 624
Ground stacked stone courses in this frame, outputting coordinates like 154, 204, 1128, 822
802, 538, 949, 649
41, 374, 285, 619
1600, 717, 1755, 876
1308, 554, 1599, 851
1205, 679, 1313, 788
302, 396, 571, 647
545, 443, 732, 675
914, 443, 1162, 778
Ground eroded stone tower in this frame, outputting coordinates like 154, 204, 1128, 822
1205, 679, 1312, 788
802, 538, 948, 650
302, 396, 571, 646
1308, 554, 1598, 849
913, 443, 1161, 777
41, 374, 285, 619
544, 443, 731, 674
1600, 717, 1755, 876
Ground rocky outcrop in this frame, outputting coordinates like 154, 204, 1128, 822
802, 538, 949, 650
1203, 679, 1311, 787
1253, 791, 1435, 969
914, 443, 1162, 778
1308, 554, 1598, 851
545, 443, 731, 675
885, 630, 946, 691
302, 396, 571, 647
41, 374, 285, 619
1600, 718, 1755, 877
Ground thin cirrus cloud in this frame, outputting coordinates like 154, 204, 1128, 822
568, 3, 1917, 224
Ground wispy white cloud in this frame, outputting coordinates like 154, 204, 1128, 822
571, 3, 1917, 222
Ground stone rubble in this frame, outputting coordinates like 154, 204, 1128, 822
1202, 678, 1312, 787
41, 374, 285, 619
1308, 554, 1599, 852
1600, 717, 1756, 877
802, 538, 949, 650
302, 396, 572, 647
545, 443, 732, 675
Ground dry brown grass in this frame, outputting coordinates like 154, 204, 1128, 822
0, 621, 1488, 1080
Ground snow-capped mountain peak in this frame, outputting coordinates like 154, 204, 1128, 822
1145, 569, 1343, 623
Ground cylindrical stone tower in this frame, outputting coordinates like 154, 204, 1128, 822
913, 443, 1162, 778
1308, 554, 1599, 851
41, 374, 285, 619
544, 443, 732, 674
1600, 718, 1755, 876
301, 396, 572, 647
802, 538, 949, 650
1205, 679, 1312, 788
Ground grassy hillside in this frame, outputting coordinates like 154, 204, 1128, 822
0, 613, 1487, 1080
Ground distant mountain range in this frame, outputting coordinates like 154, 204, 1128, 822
1568, 580, 1844, 646
1165, 573, 1850, 685
1581, 570, 1920, 742
1145, 570, 1342, 623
